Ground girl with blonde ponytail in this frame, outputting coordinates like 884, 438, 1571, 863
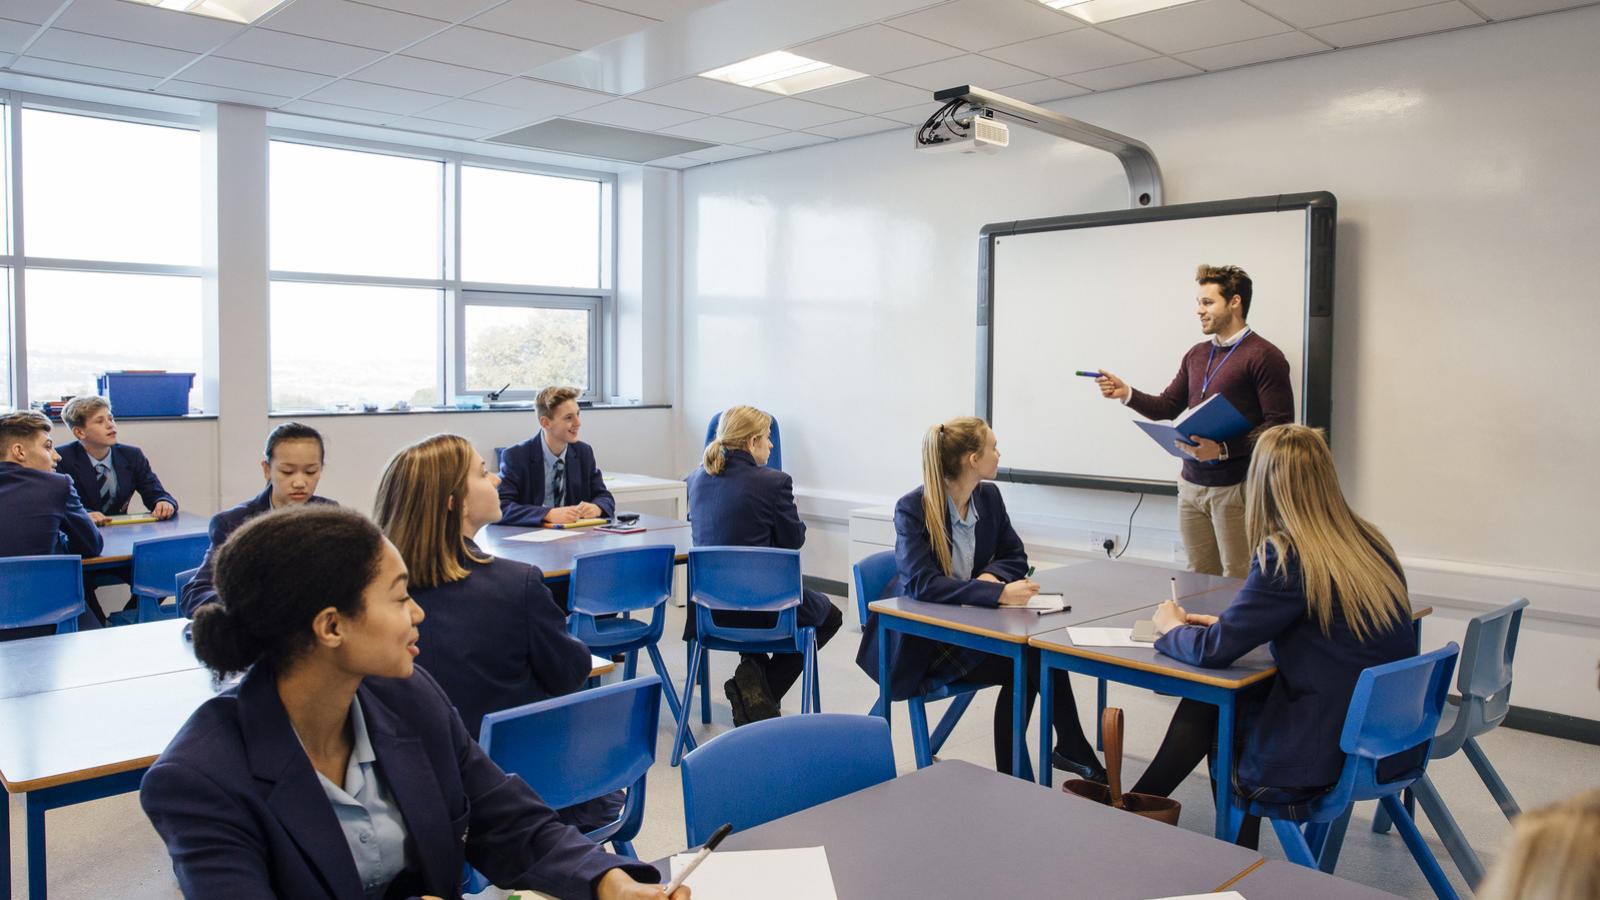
686, 405, 844, 726
856, 416, 1104, 780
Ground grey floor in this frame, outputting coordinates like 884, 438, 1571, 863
12, 596, 1598, 899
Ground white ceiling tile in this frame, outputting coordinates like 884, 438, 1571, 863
386, 116, 489, 138
727, 97, 858, 129
1244, 0, 1439, 28
1098, 0, 1290, 54
681, 144, 764, 162
984, 27, 1157, 76
878, 101, 943, 125
2, 0, 68, 25
648, 154, 701, 169
8, 55, 162, 89
1471, 0, 1597, 18
888, 0, 1083, 52
404, 26, 571, 74
1177, 30, 1330, 70
409, 97, 538, 127
354, 54, 506, 94
179, 55, 333, 96
628, 77, 772, 114
259, 0, 446, 51
214, 28, 384, 76
0, 52, 12, 67
468, 75, 610, 112
24, 29, 194, 77
805, 115, 900, 139
799, 76, 930, 114
1308, 1, 1485, 47
0, 18, 40, 53
466, 0, 658, 50
53, 0, 241, 53
658, 115, 786, 143
570, 97, 701, 129
999, 77, 1091, 103
740, 131, 833, 152
1065, 56, 1201, 91
354, 0, 504, 21
164, 80, 292, 107
795, 24, 963, 75
592, 0, 716, 19
883, 53, 1045, 91
277, 98, 399, 124
306, 78, 450, 114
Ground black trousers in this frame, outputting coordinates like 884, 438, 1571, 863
957, 656, 1098, 778
1131, 697, 1262, 849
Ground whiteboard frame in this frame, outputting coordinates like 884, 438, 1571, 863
975, 192, 1337, 496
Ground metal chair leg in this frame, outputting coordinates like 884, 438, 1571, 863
1316, 804, 1353, 874
1413, 774, 1486, 889
908, 697, 933, 768
672, 642, 704, 766
1381, 793, 1461, 900
1463, 737, 1521, 819
928, 692, 976, 757
1271, 819, 1319, 868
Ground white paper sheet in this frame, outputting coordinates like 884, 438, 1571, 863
1142, 893, 1246, 900
669, 846, 838, 900
1024, 593, 1067, 611
504, 529, 577, 543
1067, 627, 1146, 648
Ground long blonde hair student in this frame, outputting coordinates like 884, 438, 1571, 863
1479, 789, 1600, 900
919, 416, 991, 577
373, 433, 490, 590
1245, 424, 1410, 641
703, 405, 772, 476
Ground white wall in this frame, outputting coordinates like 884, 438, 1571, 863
678, 9, 1600, 715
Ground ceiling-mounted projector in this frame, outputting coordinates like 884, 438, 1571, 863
914, 109, 1009, 155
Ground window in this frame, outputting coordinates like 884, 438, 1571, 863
460, 296, 596, 396
270, 282, 440, 410
460, 166, 601, 288
24, 270, 202, 401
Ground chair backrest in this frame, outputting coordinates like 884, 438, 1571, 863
131, 534, 211, 598
704, 411, 783, 471
174, 566, 201, 598
1336, 642, 1459, 801
1456, 597, 1528, 732
688, 547, 802, 644
479, 676, 662, 843
680, 713, 895, 846
568, 545, 675, 646
852, 550, 897, 629
0, 555, 86, 633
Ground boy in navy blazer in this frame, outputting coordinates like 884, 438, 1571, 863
55, 396, 177, 523
0, 411, 103, 638
498, 385, 615, 527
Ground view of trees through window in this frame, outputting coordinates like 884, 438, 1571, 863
463, 304, 590, 396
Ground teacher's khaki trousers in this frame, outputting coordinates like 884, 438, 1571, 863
1177, 477, 1250, 578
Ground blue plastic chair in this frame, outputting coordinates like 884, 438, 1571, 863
1232, 643, 1461, 900
0, 556, 86, 635
1367, 598, 1529, 888
174, 566, 200, 599
855, 551, 984, 770
680, 713, 895, 846
705, 411, 782, 471
672, 547, 817, 766
116, 534, 209, 624
567, 545, 691, 748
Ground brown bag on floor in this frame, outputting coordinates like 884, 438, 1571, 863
1063, 707, 1182, 826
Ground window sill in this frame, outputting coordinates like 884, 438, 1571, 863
268, 402, 670, 419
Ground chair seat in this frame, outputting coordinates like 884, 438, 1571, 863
582, 616, 653, 649
696, 629, 813, 656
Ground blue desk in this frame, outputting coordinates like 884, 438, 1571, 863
80, 512, 209, 571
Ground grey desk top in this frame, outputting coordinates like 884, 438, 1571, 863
85, 511, 211, 563
472, 514, 691, 577
1230, 859, 1407, 899
0, 618, 197, 700
667, 760, 1262, 899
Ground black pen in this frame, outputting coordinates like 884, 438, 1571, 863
1036, 604, 1072, 616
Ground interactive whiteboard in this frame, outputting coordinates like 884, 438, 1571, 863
977, 194, 1335, 494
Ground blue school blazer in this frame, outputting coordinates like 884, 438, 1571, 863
141, 664, 657, 900
1157, 546, 1423, 789
55, 441, 177, 516
178, 485, 337, 618
854, 482, 1029, 700
411, 541, 593, 738
0, 462, 103, 559
496, 437, 615, 527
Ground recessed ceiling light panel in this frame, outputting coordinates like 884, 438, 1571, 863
1039, 0, 1201, 25
120, 0, 291, 25
699, 51, 867, 96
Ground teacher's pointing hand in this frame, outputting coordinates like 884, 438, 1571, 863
1095, 370, 1130, 402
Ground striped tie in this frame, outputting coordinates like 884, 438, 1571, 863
552, 458, 566, 508
95, 462, 113, 513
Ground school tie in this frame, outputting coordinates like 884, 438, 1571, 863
552, 457, 566, 508
95, 462, 113, 513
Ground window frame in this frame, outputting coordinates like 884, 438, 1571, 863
455, 290, 604, 401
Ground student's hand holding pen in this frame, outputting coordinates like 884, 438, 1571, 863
999, 579, 1040, 606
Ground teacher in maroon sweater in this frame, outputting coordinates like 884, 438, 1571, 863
1094, 264, 1294, 578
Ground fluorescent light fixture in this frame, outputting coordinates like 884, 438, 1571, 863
1040, 0, 1200, 24
120, 0, 290, 24
699, 51, 867, 96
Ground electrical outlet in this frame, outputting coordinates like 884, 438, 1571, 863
1090, 531, 1120, 556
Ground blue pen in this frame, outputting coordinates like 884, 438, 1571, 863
1074, 370, 1102, 378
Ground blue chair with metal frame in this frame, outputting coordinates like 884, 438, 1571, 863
680, 713, 895, 846
0, 555, 87, 635
117, 533, 209, 624
856, 551, 985, 770
1231, 643, 1462, 900
705, 411, 782, 471
567, 544, 692, 749
672, 547, 817, 766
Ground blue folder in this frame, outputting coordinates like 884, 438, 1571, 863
1133, 393, 1253, 460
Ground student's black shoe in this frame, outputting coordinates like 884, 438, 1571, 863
723, 677, 751, 727
1052, 750, 1109, 785
732, 659, 781, 722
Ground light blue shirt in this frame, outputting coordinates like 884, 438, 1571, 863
540, 432, 568, 508
89, 446, 118, 508
946, 493, 979, 580
311, 697, 411, 900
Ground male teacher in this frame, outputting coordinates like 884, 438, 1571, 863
1094, 264, 1294, 578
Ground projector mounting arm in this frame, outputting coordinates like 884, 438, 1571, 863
934, 85, 1163, 208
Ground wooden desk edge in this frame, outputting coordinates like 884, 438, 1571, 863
1214, 858, 1266, 892
3, 754, 158, 794
870, 603, 1030, 644
1030, 639, 1276, 689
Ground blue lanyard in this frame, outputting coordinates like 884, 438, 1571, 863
1200, 330, 1248, 398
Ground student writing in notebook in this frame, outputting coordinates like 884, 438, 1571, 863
1094, 264, 1293, 577
141, 506, 682, 900
180, 423, 336, 617
856, 416, 1103, 781
497, 385, 615, 528
55, 395, 178, 525
1136, 424, 1419, 847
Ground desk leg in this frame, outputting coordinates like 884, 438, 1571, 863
1011, 647, 1027, 780
1215, 695, 1240, 842
3, 793, 11, 900
876, 622, 891, 728
1038, 657, 1055, 788
24, 796, 43, 900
